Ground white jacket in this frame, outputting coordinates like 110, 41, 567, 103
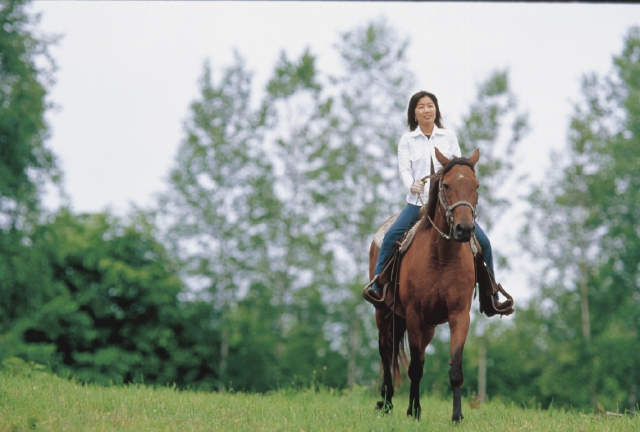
398, 125, 461, 204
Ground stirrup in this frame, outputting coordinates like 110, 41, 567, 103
489, 284, 514, 317
362, 276, 387, 310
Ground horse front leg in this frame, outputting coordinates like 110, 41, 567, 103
406, 344, 423, 419
448, 312, 471, 423
406, 325, 435, 419
405, 315, 434, 419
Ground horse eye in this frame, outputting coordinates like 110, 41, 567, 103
443, 183, 450, 190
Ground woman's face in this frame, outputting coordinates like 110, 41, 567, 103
414, 96, 437, 126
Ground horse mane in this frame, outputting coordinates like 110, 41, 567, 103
418, 156, 476, 230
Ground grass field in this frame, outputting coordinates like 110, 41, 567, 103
1, 361, 638, 431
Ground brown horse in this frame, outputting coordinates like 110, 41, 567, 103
369, 148, 481, 423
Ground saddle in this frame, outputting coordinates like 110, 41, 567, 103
362, 224, 515, 318
361, 219, 418, 319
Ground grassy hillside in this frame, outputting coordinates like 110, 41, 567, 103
1, 359, 637, 431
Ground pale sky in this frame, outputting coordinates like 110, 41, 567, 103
33, 1, 640, 301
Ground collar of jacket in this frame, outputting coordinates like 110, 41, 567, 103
408, 124, 445, 138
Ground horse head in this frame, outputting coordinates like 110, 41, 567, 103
434, 148, 480, 242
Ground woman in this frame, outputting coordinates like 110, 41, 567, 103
365, 91, 510, 314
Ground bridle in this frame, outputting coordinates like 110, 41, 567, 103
423, 164, 478, 240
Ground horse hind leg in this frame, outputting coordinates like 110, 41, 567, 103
376, 310, 395, 413
377, 340, 394, 413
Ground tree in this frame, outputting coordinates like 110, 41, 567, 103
2, 210, 221, 387
317, 19, 416, 388
457, 69, 529, 233
512, 25, 640, 411
260, 49, 347, 388
156, 20, 420, 390
325, 18, 414, 282
0, 0, 58, 219
583, 25, 640, 412
156, 53, 278, 390
455, 70, 529, 402
0, 0, 61, 362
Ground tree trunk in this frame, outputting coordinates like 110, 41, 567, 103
578, 260, 597, 412
347, 316, 359, 389
219, 328, 229, 392
478, 335, 487, 402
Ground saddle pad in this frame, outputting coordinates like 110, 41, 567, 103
373, 214, 424, 255
399, 217, 424, 254
373, 214, 399, 248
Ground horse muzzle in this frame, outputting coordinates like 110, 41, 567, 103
453, 221, 475, 242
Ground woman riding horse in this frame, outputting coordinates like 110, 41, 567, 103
363, 90, 511, 313
361, 91, 514, 422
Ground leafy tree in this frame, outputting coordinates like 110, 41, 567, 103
319, 18, 415, 388
156, 54, 279, 389
454, 70, 529, 401
583, 25, 640, 412
157, 46, 354, 391
506, 25, 640, 411
154, 20, 421, 391
0, 0, 58, 218
260, 49, 347, 388
3, 210, 220, 387
325, 19, 413, 281
0, 0, 60, 363
457, 69, 529, 233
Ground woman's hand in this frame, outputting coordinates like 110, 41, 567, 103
410, 179, 425, 195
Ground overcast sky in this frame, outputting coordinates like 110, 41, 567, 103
32, 1, 639, 300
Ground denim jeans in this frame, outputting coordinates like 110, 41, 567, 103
373, 204, 495, 287
474, 222, 494, 277
374, 204, 422, 278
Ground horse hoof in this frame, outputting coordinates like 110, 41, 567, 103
406, 409, 421, 420
452, 413, 464, 424
375, 400, 392, 413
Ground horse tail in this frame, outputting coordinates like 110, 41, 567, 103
391, 315, 408, 388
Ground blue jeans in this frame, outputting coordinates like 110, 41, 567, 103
374, 204, 422, 278
474, 222, 494, 277
373, 204, 495, 289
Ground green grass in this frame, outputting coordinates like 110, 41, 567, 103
1, 362, 638, 431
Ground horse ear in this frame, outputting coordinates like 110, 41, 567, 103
467, 148, 480, 167
434, 147, 450, 166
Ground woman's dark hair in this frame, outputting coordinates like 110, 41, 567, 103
407, 91, 444, 131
